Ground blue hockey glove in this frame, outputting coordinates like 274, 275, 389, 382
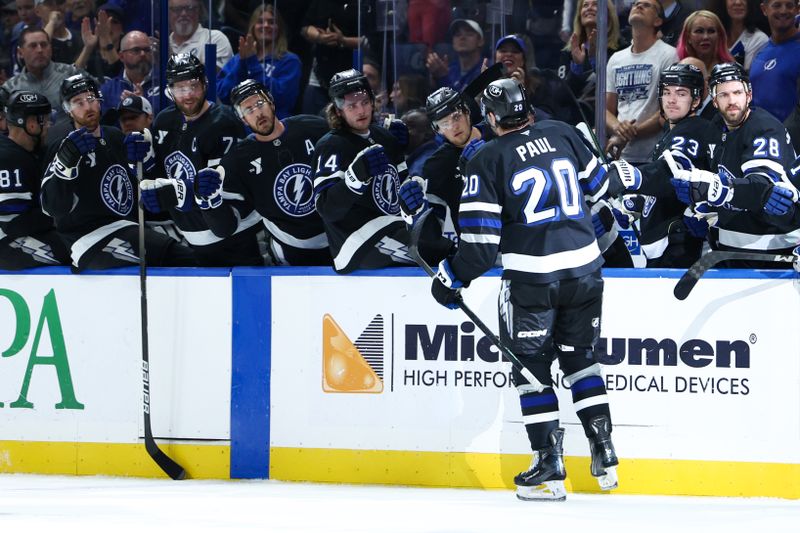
672, 168, 733, 207
682, 207, 709, 239
344, 145, 390, 194
123, 129, 156, 173
398, 176, 428, 226
140, 178, 193, 213
384, 118, 409, 148
607, 159, 642, 191
592, 205, 615, 238
763, 183, 798, 216
56, 127, 97, 170
670, 177, 692, 204
195, 166, 225, 209
431, 258, 465, 310
461, 139, 485, 163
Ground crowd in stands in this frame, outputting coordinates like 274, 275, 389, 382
3, 0, 800, 272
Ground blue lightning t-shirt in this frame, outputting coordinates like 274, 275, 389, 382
750, 36, 800, 122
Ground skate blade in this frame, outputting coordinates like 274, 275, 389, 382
515, 480, 567, 502
595, 466, 618, 491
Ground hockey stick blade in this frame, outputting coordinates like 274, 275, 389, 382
674, 250, 795, 300
408, 211, 545, 392
138, 161, 187, 481
461, 62, 505, 100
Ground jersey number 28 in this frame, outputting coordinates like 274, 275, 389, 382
511, 158, 582, 225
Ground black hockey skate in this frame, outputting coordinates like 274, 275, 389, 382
514, 428, 567, 502
588, 415, 618, 491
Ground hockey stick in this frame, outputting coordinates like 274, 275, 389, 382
137, 160, 186, 480
461, 62, 506, 100
408, 210, 545, 392
673, 250, 795, 300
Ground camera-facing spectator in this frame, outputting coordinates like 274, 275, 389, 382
73, 4, 124, 78
426, 18, 487, 92
99, 30, 159, 120
9, 0, 41, 76
676, 11, 734, 78
217, 4, 301, 119
3, 26, 83, 121
708, 0, 769, 72
750, 0, 800, 122
114, 94, 151, 134
168, 0, 232, 71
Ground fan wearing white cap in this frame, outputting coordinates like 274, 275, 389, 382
425, 18, 488, 92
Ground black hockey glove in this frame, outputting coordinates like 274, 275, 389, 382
194, 166, 225, 209
344, 145, 390, 194
431, 258, 468, 310
56, 127, 97, 169
140, 178, 192, 213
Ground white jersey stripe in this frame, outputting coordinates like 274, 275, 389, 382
503, 240, 601, 274
460, 202, 502, 213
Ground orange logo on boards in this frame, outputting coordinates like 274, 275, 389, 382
322, 313, 384, 393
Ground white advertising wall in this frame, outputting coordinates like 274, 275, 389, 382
270, 273, 800, 464
0, 273, 232, 444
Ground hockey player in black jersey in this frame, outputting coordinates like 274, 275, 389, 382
609, 63, 713, 267
41, 74, 194, 271
313, 69, 450, 273
194, 79, 332, 266
140, 53, 263, 267
398, 87, 487, 242
670, 62, 800, 267
430, 79, 618, 501
0, 86, 9, 135
0, 90, 69, 269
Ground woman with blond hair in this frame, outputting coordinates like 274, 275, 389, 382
676, 10, 735, 76
217, 4, 301, 118
556, 0, 626, 126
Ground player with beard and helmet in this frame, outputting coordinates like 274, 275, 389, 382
0, 90, 70, 269
140, 53, 263, 266
603, 63, 714, 268
429, 78, 620, 501
41, 73, 195, 271
313, 68, 451, 273
669, 62, 800, 268
193, 79, 332, 266
397, 86, 488, 244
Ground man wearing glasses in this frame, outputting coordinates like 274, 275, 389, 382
139, 53, 263, 266
606, 0, 677, 164
168, 0, 232, 71
100, 30, 160, 121
193, 79, 332, 266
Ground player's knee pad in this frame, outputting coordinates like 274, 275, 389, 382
513, 353, 556, 393
557, 344, 603, 381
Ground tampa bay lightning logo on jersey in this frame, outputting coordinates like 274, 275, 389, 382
100, 164, 134, 216
371, 165, 401, 215
165, 150, 196, 184
274, 163, 315, 217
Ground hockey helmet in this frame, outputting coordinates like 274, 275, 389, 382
166, 53, 206, 86
480, 78, 528, 127
328, 69, 374, 108
60, 73, 102, 105
6, 91, 52, 127
659, 63, 704, 100
708, 62, 749, 95
425, 87, 467, 126
231, 79, 274, 118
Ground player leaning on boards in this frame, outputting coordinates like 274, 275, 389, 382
0, 90, 69, 269
139, 53, 264, 267
609, 63, 714, 268
669, 62, 800, 268
398, 86, 489, 243
313, 68, 450, 273
194, 79, 332, 266
429, 78, 618, 501
41, 74, 194, 270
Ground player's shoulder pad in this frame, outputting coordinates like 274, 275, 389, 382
152, 105, 182, 130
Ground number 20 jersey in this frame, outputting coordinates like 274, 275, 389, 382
456, 120, 609, 284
